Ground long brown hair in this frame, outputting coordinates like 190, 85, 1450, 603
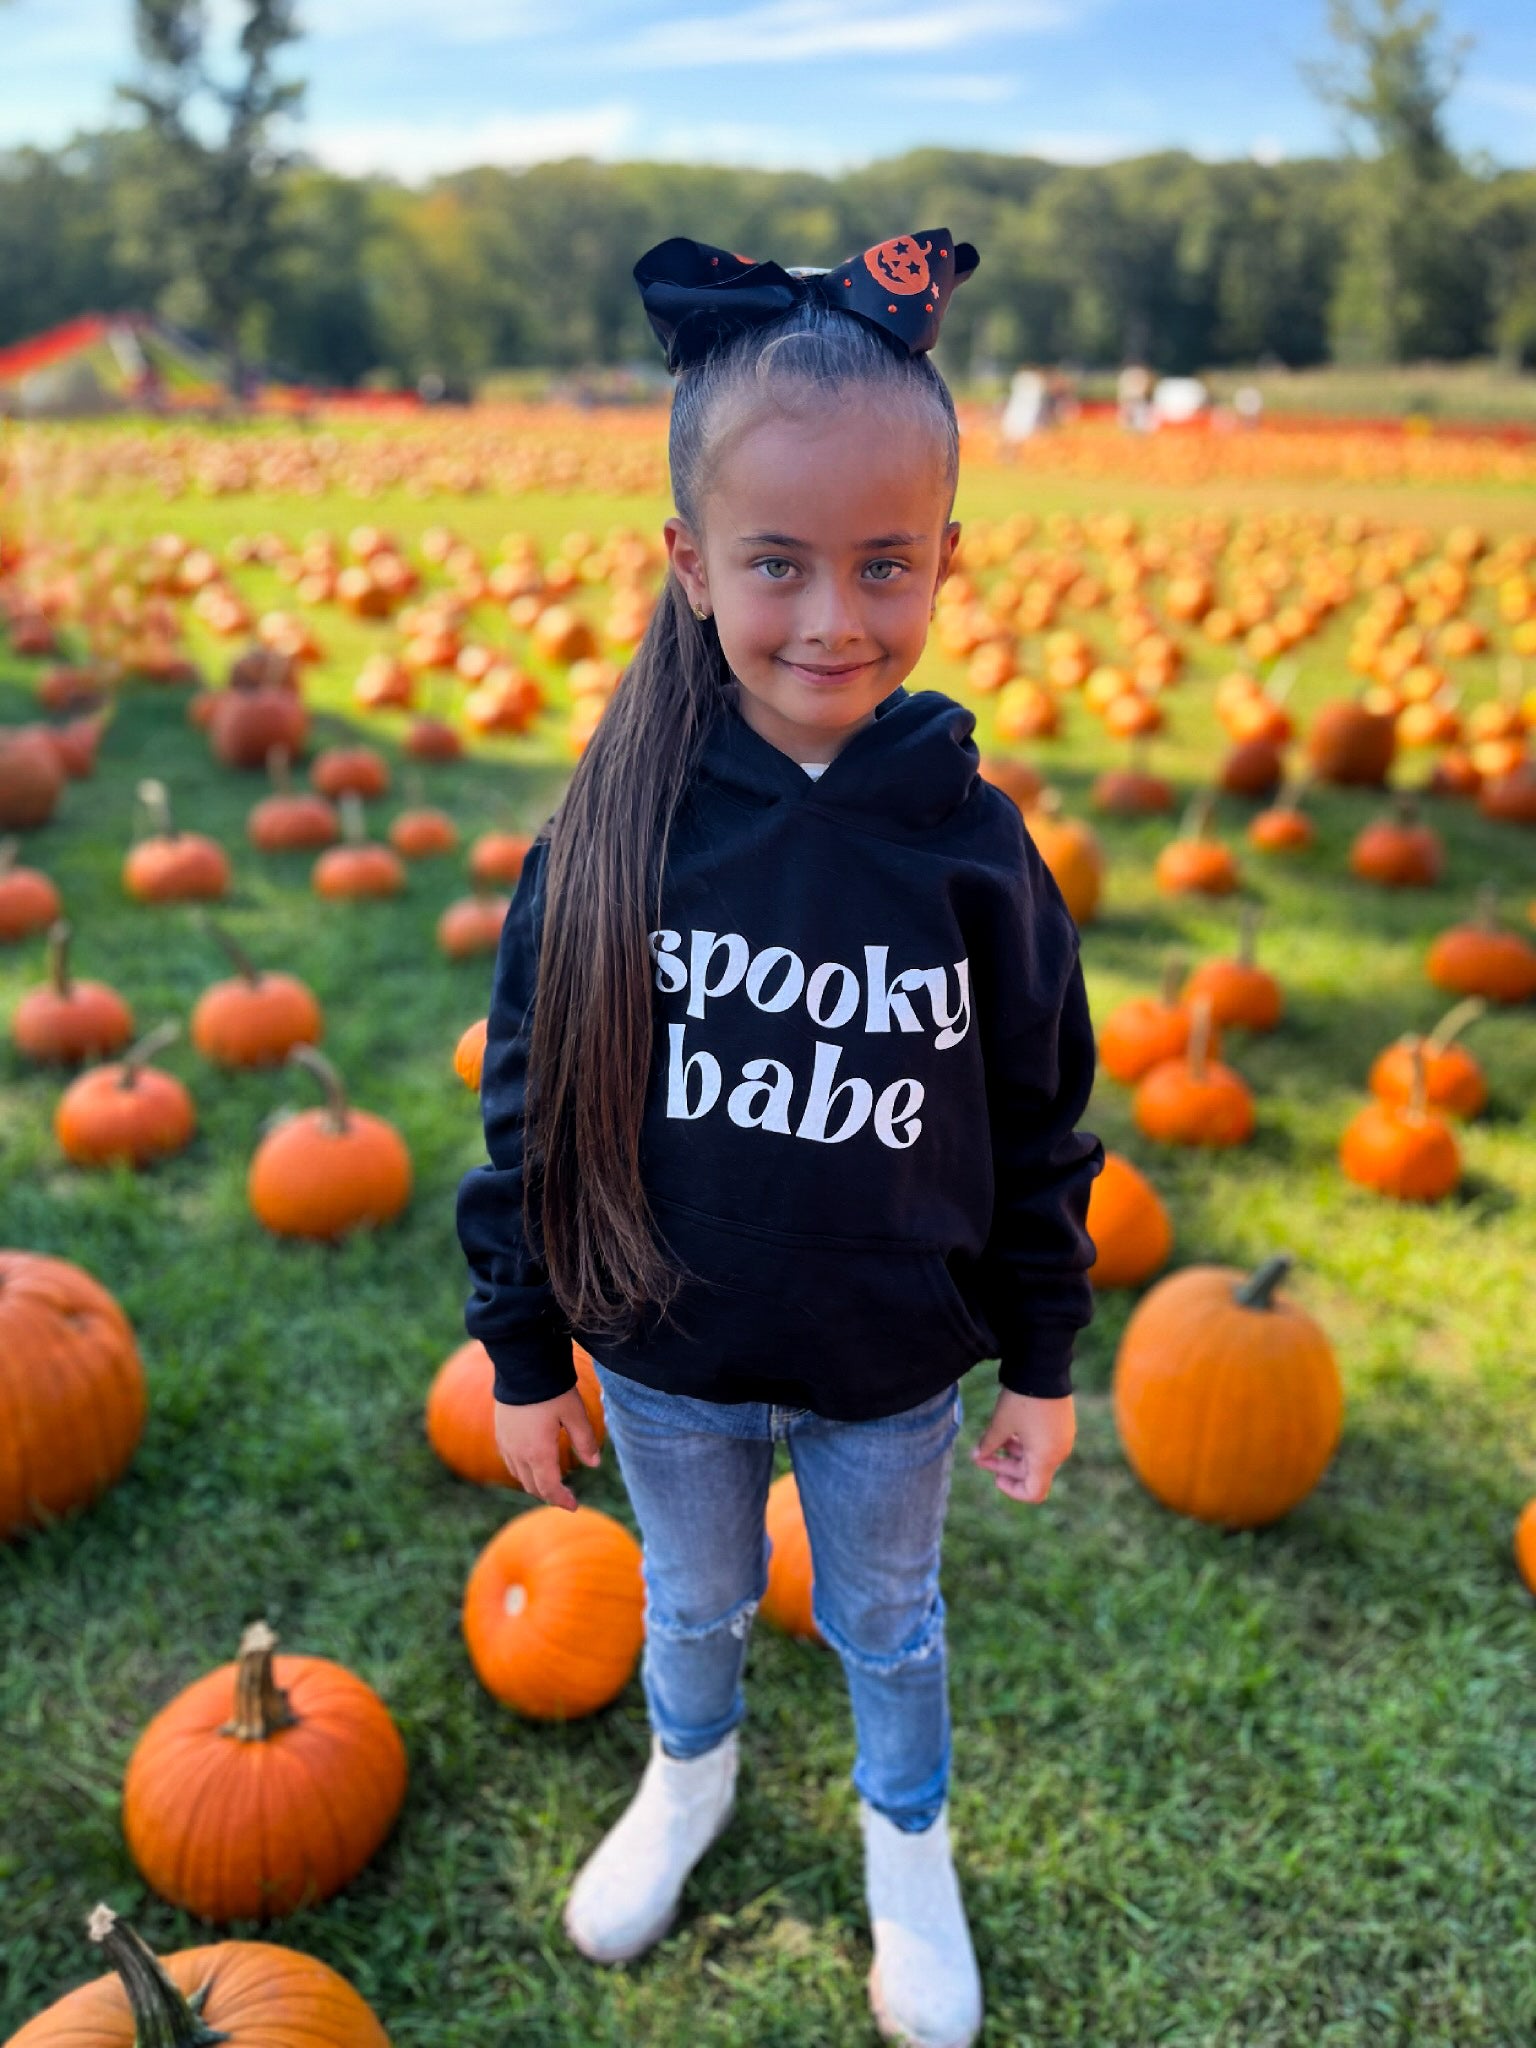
525, 298, 961, 1345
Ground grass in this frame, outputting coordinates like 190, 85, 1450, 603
1, 451, 1534, 2046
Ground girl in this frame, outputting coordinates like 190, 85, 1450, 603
457, 229, 1103, 2048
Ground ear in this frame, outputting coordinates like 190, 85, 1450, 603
664, 516, 708, 610
932, 520, 961, 603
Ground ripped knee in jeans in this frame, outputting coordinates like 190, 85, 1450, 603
811, 1592, 947, 1676
646, 1583, 763, 1646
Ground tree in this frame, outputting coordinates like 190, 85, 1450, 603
1303, 1, 1482, 361
116, 1, 305, 397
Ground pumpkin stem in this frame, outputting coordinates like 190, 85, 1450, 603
0, 836, 18, 875
86, 1905, 231, 2047
1237, 902, 1262, 968
1408, 1038, 1429, 1120
1233, 1254, 1293, 1309
1034, 785, 1063, 821
1158, 953, 1186, 1008
1177, 791, 1215, 843
219, 1620, 298, 1741
136, 778, 176, 840
117, 1021, 180, 1089
1391, 791, 1420, 826
338, 791, 369, 846
1471, 882, 1499, 931
1425, 996, 1486, 1057
289, 1042, 350, 1134
1267, 660, 1298, 706
1187, 992, 1213, 1082
46, 917, 74, 998
201, 916, 262, 986
265, 745, 293, 792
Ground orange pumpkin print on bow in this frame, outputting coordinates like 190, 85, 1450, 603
862, 235, 932, 296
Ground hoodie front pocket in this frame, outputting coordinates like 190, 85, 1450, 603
646, 1195, 991, 1382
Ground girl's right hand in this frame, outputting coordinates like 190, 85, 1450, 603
493, 1387, 602, 1512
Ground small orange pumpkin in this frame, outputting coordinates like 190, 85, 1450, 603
55, 1022, 197, 1169
191, 923, 324, 1067
248, 1046, 412, 1239
388, 805, 459, 858
1026, 791, 1103, 924
123, 779, 231, 902
1098, 957, 1199, 1084
1133, 996, 1255, 1148
1182, 905, 1283, 1031
1515, 1498, 1536, 1598
1367, 997, 1487, 1118
454, 1016, 488, 1091
310, 744, 390, 800
761, 1470, 821, 1642
1348, 793, 1444, 888
312, 794, 407, 899
427, 1341, 606, 1489
1339, 1042, 1461, 1201
248, 747, 340, 852
437, 893, 510, 957
0, 835, 63, 941
468, 828, 533, 888
12, 921, 135, 1065
462, 1504, 645, 1719
1085, 1152, 1173, 1289
1155, 794, 1240, 896
1426, 886, 1536, 1004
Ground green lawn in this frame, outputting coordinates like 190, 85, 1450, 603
1, 451, 1533, 2046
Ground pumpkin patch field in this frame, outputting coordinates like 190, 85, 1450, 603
2, 412, 1534, 2046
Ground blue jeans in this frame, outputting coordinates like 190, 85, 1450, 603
591, 1361, 963, 1834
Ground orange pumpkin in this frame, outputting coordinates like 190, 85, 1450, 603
55, 1023, 197, 1169
1367, 997, 1487, 1119
0, 726, 66, 830
1098, 958, 1198, 1084
1133, 997, 1255, 1148
761, 1471, 822, 1642
1027, 793, 1103, 924
468, 829, 533, 888
1305, 698, 1397, 786
1113, 1255, 1343, 1529
978, 753, 1044, 812
248, 1047, 412, 1240
1339, 1043, 1461, 1202
0, 1250, 146, 1539
122, 1621, 407, 1924
191, 924, 323, 1067
312, 795, 407, 899
208, 682, 309, 770
1348, 794, 1444, 888
0, 836, 63, 941
310, 744, 390, 800
1247, 781, 1316, 853
454, 1016, 488, 1091
405, 714, 464, 762
1085, 1152, 1173, 1289
427, 1341, 606, 1489
388, 806, 459, 858
247, 747, 341, 852
1218, 736, 1285, 800
8, 1905, 392, 2048
123, 780, 231, 902
1182, 905, 1283, 1031
462, 1505, 645, 1719
1155, 795, 1240, 897
1515, 1499, 1536, 1598
12, 921, 135, 1065
437, 894, 509, 958
1426, 887, 1536, 1004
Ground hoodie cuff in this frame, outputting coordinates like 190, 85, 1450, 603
484, 1329, 580, 1407
997, 1324, 1079, 1401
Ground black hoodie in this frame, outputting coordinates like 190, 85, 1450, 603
456, 682, 1104, 1421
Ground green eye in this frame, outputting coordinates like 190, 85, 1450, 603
757, 559, 794, 580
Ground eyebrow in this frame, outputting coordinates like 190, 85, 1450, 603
738, 530, 927, 549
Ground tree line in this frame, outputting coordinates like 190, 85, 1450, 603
0, 2, 1532, 392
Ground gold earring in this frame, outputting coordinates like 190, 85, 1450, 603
692, 603, 709, 621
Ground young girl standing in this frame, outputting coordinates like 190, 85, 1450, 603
457, 229, 1103, 2048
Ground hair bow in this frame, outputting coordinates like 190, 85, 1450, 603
633, 230, 979, 374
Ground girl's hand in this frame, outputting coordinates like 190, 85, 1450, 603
493, 1387, 602, 1512
970, 1390, 1075, 1505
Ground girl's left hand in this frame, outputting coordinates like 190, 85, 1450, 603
971, 1390, 1075, 1505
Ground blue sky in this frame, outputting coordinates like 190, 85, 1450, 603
2, 0, 1532, 182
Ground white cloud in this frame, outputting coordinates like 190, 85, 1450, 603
306, 103, 639, 179
619, 0, 1069, 68
1010, 128, 1142, 163
640, 119, 867, 173
1251, 135, 1284, 165
886, 72, 1020, 103
300, 0, 551, 44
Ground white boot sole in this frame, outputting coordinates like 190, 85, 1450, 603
561, 1794, 737, 1966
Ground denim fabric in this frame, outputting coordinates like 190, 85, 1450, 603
591, 1360, 963, 1834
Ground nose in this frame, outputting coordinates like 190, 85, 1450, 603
799, 573, 869, 653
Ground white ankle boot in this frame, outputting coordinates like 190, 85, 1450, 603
562, 1730, 740, 1963
861, 1799, 983, 2048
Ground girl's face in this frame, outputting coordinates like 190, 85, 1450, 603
664, 393, 961, 764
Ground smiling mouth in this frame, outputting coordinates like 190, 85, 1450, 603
781, 658, 875, 677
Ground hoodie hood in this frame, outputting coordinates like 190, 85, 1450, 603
697, 682, 983, 833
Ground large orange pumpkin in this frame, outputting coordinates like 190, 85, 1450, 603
122, 1621, 408, 1923
761, 1470, 821, 1642
462, 1504, 644, 1719
427, 1341, 606, 1489
8, 1904, 392, 2046
0, 1250, 146, 1539
1112, 1255, 1343, 1529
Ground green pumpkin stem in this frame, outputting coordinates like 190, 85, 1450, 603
1159, 953, 1186, 1008
86, 1905, 231, 2047
47, 918, 74, 998
219, 1620, 298, 1741
117, 1021, 180, 1089
289, 1042, 350, 1135
202, 916, 262, 987
1234, 1255, 1293, 1309
1424, 996, 1486, 1057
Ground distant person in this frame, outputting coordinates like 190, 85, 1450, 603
1234, 383, 1264, 428
1117, 360, 1153, 430
457, 224, 1103, 2048
999, 364, 1049, 456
